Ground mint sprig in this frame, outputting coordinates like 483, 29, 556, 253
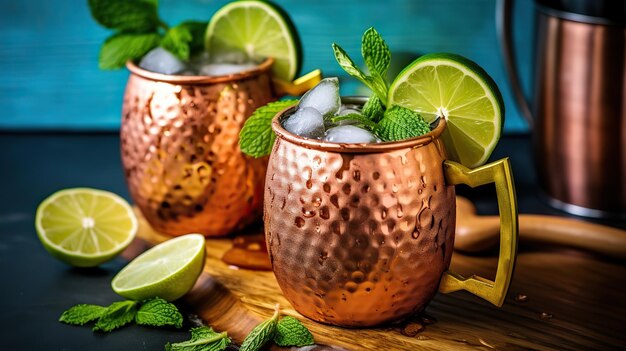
330, 113, 377, 129
88, 0, 207, 69
375, 105, 431, 142
239, 99, 299, 158
165, 326, 230, 351
59, 297, 183, 332
332, 27, 391, 105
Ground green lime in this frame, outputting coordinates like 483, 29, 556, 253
205, 0, 301, 81
111, 234, 205, 301
35, 188, 137, 267
388, 53, 504, 168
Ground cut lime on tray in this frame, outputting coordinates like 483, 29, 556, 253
112, 234, 206, 301
388, 53, 504, 168
205, 0, 301, 81
35, 188, 137, 267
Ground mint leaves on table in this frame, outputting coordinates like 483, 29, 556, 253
59, 304, 106, 326
165, 326, 230, 351
375, 105, 431, 142
136, 297, 184, 328
239, 99, 299, 158
274, 316, 315, 347
59, 297, 183, 332
239, 308, 279, 351
88, 0, 208, 69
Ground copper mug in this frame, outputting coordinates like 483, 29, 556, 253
264, 97, 519, 326
121, 59, 278, 236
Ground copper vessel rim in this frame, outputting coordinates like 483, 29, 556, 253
125, 57, 274, 84
271, 98, 447, 154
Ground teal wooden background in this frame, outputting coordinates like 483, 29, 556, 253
0, 0, 533, 132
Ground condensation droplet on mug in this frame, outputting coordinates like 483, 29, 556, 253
295, 217, 305, 228
351, 271, 365, 283
345, 282, 358, 293
312, 197, 322, 207
302, 208, 316, 218
392, 183, 399, 193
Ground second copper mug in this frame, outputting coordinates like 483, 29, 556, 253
121, 59, 276, 236
264, 97, 519, 327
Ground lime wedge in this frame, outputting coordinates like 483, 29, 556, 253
35, 188, 137, 267
111, 234, 205, 301
205, 0, 301, 81
388, 53, 504, 167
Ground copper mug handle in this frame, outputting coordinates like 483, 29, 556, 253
439, 158, 519, 306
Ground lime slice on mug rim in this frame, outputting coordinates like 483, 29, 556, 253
205, 0, 302, 81
388, 53, 504, 168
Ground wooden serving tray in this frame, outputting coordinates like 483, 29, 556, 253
130, 211, 626, 350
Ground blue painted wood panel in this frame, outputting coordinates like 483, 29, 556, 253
0, 0, 533, 131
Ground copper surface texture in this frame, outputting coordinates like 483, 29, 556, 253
264, 105, 456, 327
121, 60, 275, 236
534, 14, 626, 215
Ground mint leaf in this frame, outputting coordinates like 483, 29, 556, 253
180, 21, 208, 57
361, 27, 391, 81
59, 304, 106, 326
239, 99, 298, 158
161, 25, 193, 60
136, 297, 183, 328
331, 114, 377, 129
375, 105, 431, 142
332, 43, 367, 83
88, 0, 160, 33
362, 94, 384, 122
273, 316, 314, 347
239, 309, 279, 351
93, 300, 138, 332
165, 326, 230, 351
99, 33, 161, 70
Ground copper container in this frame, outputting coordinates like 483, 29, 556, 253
121, 60, 275, 236
499, 0, 626, 218
264, 97, 519, 327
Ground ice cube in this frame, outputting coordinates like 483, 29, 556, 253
139, 47, 186, 75
298, 77, 341, 117
283, 107, 325, 138
210, 51, 251, 64
324, 125, 380, 144
198, 63, 257, 76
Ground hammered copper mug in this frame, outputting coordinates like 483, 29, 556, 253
264, 97, 519, 326
122, 59, 275, 236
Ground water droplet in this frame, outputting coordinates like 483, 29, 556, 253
302, 208, 316, 218
312, 197, 322, 207
392, 184, 399, 193
342, 183, 351, 195
351, 271, 365, 282
295, 217, 305, 228
319, 206, 330, 220
345, 282, 358, 293
340, 208, 350, 220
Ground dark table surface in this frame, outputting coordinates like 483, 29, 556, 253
0, 132, 624, 350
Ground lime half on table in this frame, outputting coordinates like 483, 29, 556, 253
205, 0, 301, 81
388, 53, 504, 168
112, 234, 206, 301
35, 188, 137, 267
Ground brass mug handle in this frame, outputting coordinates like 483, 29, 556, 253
439, 158, 518, 306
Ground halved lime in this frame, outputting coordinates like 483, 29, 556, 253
35, 188, 137, 267
111, 234, 205, 301
205, 0, 301, 81
388, 53, 504, 167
